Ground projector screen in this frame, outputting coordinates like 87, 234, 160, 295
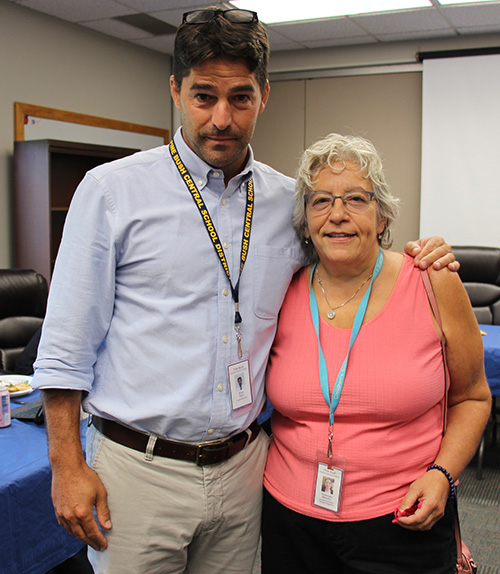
420, 53, 500, 247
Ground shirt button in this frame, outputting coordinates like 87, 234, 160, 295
221, 198, 227, 206
223, 242, 228, 249
223, 288, 229, 296
222, 336, 228, 343
213, 171, 221, 178
217, 384, 223, 392
197, 179, 203, 187
207, 428, 215, 435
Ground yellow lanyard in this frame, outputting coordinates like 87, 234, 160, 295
169, 140, 254, 355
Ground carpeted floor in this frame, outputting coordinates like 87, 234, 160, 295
457, 427, 500, 574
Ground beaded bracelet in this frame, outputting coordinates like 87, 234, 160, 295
427, 464, 456, 500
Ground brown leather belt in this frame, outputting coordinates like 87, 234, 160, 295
92, 416, 261, 466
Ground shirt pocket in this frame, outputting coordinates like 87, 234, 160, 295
253, 244, 304, 320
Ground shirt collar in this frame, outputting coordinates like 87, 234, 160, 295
173, 127, 254, 193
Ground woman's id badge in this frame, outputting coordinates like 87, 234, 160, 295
313, 451, 345, 513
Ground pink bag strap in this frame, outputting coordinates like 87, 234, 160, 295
420, 269, 443, 332
420, 269, 449, 435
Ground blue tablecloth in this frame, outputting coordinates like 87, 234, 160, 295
479, 324, 500, 396
0, 389, 85, 574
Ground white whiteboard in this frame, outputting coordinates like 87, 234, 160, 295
420, 53, 500, 247
25, 116, 165, 150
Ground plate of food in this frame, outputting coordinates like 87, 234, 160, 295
0, 375, 34, 397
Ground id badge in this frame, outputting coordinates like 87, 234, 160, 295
313, 450, 346, 513
227, 355, 253, 414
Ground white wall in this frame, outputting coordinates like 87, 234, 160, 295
0, 0, 171, 268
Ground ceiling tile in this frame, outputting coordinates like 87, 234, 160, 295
457, 24, 500, 34
260, 26, 303, 51
118, 0, 217, 11
142, 8, 187, 27
441, 3, 500, 27
375, 28, 457, 42
81, 18, 154, 41
16, 0, 136, 23
352, 8, 452, 35
131, 34, 176, 54
114, 14, 177, 35
147, 3, 232, 27
8, 0, 500, 56
268, 17, 372, 42
301, 36, 377, 49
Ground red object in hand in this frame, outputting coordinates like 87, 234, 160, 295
392, 500, 422, 523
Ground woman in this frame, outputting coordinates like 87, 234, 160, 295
262, 134, 491, 573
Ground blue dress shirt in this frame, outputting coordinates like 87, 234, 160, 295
33, 129, 305, 442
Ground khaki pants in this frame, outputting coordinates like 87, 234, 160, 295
86, 424, 269, 574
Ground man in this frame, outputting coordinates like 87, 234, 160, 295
33, 8, 456, 574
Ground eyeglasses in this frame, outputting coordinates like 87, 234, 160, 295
182, 9, 258, 25
305, 191, 376, 214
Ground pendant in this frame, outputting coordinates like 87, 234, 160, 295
327, 309, 335, 319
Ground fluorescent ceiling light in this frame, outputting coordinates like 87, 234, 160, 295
230, 0, 432, 24
437, 0, 499, 4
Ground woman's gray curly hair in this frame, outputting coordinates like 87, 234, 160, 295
293, 133, 400, 261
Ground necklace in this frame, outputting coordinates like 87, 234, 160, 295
316, 268, 373, 319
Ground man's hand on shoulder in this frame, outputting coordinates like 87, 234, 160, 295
404, 236, 459, 271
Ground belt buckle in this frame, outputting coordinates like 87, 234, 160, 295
196, 439, 230, 466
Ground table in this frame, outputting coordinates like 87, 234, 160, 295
479, 323, 500, 397
476, 324, 500, 478
0, 389, 85, 574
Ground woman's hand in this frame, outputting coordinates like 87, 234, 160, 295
393, 471, 450, 531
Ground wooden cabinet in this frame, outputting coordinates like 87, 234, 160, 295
14, 140, 138, 282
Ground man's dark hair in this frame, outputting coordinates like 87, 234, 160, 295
173, 8, 270, 94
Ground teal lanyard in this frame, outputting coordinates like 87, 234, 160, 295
309, 250, 384, 453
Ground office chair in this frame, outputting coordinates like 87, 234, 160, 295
0, 269, 47, 373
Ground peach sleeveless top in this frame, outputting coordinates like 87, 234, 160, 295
264, 255, 447, 521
